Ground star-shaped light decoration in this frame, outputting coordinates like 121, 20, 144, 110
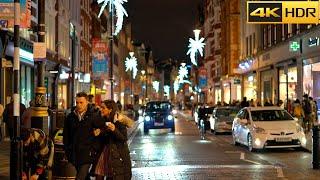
187, 29, 205, 66
152, 81, 160, 93
97, 0, 128, 35
125, 52, 138, 79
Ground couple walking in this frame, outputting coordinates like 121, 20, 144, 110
63, 92, 134, 180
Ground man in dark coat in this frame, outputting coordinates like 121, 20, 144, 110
3, 99, 26, 140
63, 92, 105, 180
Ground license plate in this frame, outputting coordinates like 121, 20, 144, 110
154, 122, 164, 126
275, 137, 291, 142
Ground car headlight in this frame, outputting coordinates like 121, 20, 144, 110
145, 116, 151, 121
254, 127, 266, 134
296, 126, 304, 133
168, 115, 174, 121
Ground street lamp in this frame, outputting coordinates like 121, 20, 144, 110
141, 70, 146, 103
97, 0, 129, 99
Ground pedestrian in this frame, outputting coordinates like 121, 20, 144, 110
21, 128, 54, 180
63, 92, 105, 180
302, 94, 312, 132
22, 100, 34, 129
3, 98, 26, 140
293, 99, 304, 126
116, 100, 122, 111
92, 100, 134, 180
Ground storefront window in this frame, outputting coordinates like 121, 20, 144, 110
279, 67, 297, 104
20, 65, 33, 107
214, 88, 221, 104
303, 62, 320, 102
244, 74, 257, 101
223, 83, 231, 104
58, 84, 67, 109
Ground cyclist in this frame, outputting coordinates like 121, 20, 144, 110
198, 103, 207, 139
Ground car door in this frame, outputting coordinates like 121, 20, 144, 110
233, 110, 244, 143
239, 110, 251, 145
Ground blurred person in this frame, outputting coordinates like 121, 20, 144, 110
21, 128, 54, 180
63, 92, 105, 180
302, 94, 312, 132
293, 99, 304, 126
22, 100, 34, 129
240, 97, 249, 108
3, 98, 26, 140
92, 100, 134, 180
116, 100, 122, 111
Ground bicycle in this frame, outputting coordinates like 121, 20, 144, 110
199, 118, 206, 140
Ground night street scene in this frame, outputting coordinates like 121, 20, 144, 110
2, 0, 320, 179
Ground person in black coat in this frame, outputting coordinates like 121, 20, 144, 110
63, 92, 105, 180
93, 100, 133, 180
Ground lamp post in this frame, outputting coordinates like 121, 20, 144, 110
97, 0, 128, 99
141, 70, 146, 104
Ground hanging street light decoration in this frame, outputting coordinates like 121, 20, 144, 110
152, 81, 160, 93
178, 63, 192, 84
125, 52, 138, 79
187, 29, 205, 66
164, 85, 170, 97
97, 0, 128, 35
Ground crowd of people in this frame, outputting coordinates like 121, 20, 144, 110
0, 92, 134, 180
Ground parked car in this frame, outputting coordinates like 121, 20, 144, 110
232, 106, 306, 152
143, 101, 175, 133
209, 106, 240, 134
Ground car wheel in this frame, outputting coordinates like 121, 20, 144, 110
214, 131, 219, 135
232, 131, 239, 146
247, 134, 256, 152
171, 126, 175, 132
144, 127, 149, 134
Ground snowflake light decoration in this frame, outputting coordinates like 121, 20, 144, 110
164, 85, 170, 97
187, 29, 205, 66
97, 0, 128, 35
152, 81, 160, 93
125, 52, 138, 79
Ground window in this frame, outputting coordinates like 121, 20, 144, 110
250, 110, 293, 121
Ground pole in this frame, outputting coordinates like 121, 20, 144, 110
145, 73, 148, 103
131, 71, 133, 104
109, 4, 114, 100
11, 0, 23, 179
71, 24, 76, 107
31, 0, 48, 133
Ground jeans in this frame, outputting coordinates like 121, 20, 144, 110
76, 164, 91, 180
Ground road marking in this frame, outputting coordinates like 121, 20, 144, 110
128, 123, 140, 147
243, 159, 262, 165
240, 152, 245, 160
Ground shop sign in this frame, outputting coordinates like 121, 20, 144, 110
1, 58, 12, 68
234, 79, 241, 85
308, 37, 320, 47
33, 42, 46, 61
289, 41, 300, 52
0, 0, 31, 28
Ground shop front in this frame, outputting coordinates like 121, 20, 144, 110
303, 60, 320, 101
214, 83, 221, 104
243, 73, 257, 101
260, 69, 274, 105
278, 66, 297, 106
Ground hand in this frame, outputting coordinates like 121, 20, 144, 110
93, 128, 101, 136
107, 123, 115, 131
22, 172, 27, 180
30, 174, 39, 180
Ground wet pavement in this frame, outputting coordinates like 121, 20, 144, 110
129, 111, 320, 179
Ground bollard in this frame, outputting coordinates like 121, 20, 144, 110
312, 125, 320, 169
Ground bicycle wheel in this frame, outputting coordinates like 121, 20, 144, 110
200, 119, 205, 140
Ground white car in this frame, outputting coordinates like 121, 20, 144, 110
232, 106, 306, 152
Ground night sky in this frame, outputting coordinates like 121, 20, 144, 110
127, 0, 202, 62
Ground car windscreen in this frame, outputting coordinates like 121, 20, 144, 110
250, 110, 294, 121
216, 108, 239, 118
146, 102, 171, 112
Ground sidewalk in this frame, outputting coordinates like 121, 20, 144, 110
0, 112, 141, 180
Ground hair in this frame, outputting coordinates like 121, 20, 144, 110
76, 92, 88, 99
102, 100, 118, 121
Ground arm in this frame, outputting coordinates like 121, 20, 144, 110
110, 122, 128, 142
